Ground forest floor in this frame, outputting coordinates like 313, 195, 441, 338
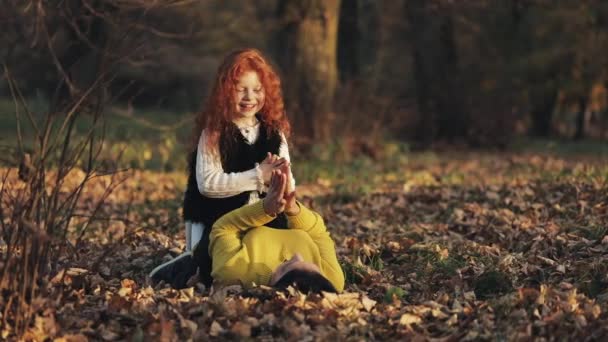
2, 149, 608, 341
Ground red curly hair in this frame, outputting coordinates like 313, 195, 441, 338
192, 48, 290, 152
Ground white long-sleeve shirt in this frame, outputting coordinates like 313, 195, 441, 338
195, 122, 295, 204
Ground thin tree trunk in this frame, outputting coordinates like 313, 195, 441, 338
277, 0, 341, 142
407, 0, 435, 145
407, 1, 467, 143
435, 8, 468, 141
337, 0, 359, 82
574, 95, 588, 140
530, 88, 557, 137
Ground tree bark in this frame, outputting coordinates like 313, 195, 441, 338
277, 0, 341, 142
530, 87, 558, 137
574, 95, 588, 140
406, 0, 468, 143
434, 8, 468, 141
337, 0, 359, 82
407, 0, 435, 145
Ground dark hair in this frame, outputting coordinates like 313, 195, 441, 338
273, 269, 337, 294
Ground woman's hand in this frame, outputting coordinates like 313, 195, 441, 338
284, 190, 299, 216
263, 170, 287, 216
259, 152, 287, 184
277, 162, 299, 216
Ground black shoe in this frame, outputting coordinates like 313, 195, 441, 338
149, 251, 197, 289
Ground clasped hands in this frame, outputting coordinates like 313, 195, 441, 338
262, 161, 298, 217
259, 152, 288, 184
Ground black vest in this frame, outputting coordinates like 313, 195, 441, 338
182, 120, 288, 229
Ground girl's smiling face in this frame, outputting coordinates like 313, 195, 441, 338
233, 71, 265, 124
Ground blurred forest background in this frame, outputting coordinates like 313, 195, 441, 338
2, 2, 608, 339
2, 0, 608, 169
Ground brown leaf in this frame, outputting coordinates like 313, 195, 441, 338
108, 294, 131, 311
54, 334, 88, 342
98, 326, 120, 341
160, 317, 177, 342
399, 313, 422, 326
230, 322, 251, 337
209, 321, 223, 337
361, 295, 376, 312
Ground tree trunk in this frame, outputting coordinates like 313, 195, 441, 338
406, 0, 435, 145
530, 87, 557, 137
406, 1, 467, 143
574, 95, 588, 140
277, 0, 341, 142
434, 9, 468, 141
337, 0, 359, 82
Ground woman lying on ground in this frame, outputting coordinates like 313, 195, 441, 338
202, 167, 344, 293
151, 166, 344, 293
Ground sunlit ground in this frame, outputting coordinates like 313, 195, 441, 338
1, 147, 607, 340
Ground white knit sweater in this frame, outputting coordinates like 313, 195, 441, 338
195, 121, 295, 203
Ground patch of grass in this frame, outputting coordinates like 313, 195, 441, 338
294, 140, 412, 196
470, 254, 499, 269
341, 248, 385, 286
473, 270, 513, 300
0, 97, 192, 170
440, 171, 466, 185
434, 255, 466, 277
580, 277, 607, 299
403, 231, 425, 243
341, 260, 367, 285
413, 248, 466, 280
511, 137, 608, 156
384, 287, 407, 303
360, 253, 384, 271
579, 262, 608, 298
576, 225, 608, 241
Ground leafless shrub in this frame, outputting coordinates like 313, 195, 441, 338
0, 0, 193, 337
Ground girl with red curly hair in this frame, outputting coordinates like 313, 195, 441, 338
150, 49, 295, 289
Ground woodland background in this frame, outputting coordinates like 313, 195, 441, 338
2, 1, 608, 157
0, 0, 607, 340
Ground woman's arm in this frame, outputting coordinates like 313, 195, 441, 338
286, 203, 345, 291
208, 201, 277, 286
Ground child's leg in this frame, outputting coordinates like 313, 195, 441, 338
149, 222, 204, 288
192, 225, 213, 287
189, 223, 205, 251
185, 221, 192, 251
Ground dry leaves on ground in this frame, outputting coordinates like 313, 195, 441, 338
1, 152, 607, 340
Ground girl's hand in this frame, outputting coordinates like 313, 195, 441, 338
259, 152, 287, 184
263, 170, 287, 216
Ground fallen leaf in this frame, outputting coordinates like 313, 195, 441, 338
361, 295, 376, 312
99, 327, 120, 341
54, 334, 88, 342
230, 322, 251, 337
160, 317, 177, 342
209, 321, 223, 337
399, 313, 422, 326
